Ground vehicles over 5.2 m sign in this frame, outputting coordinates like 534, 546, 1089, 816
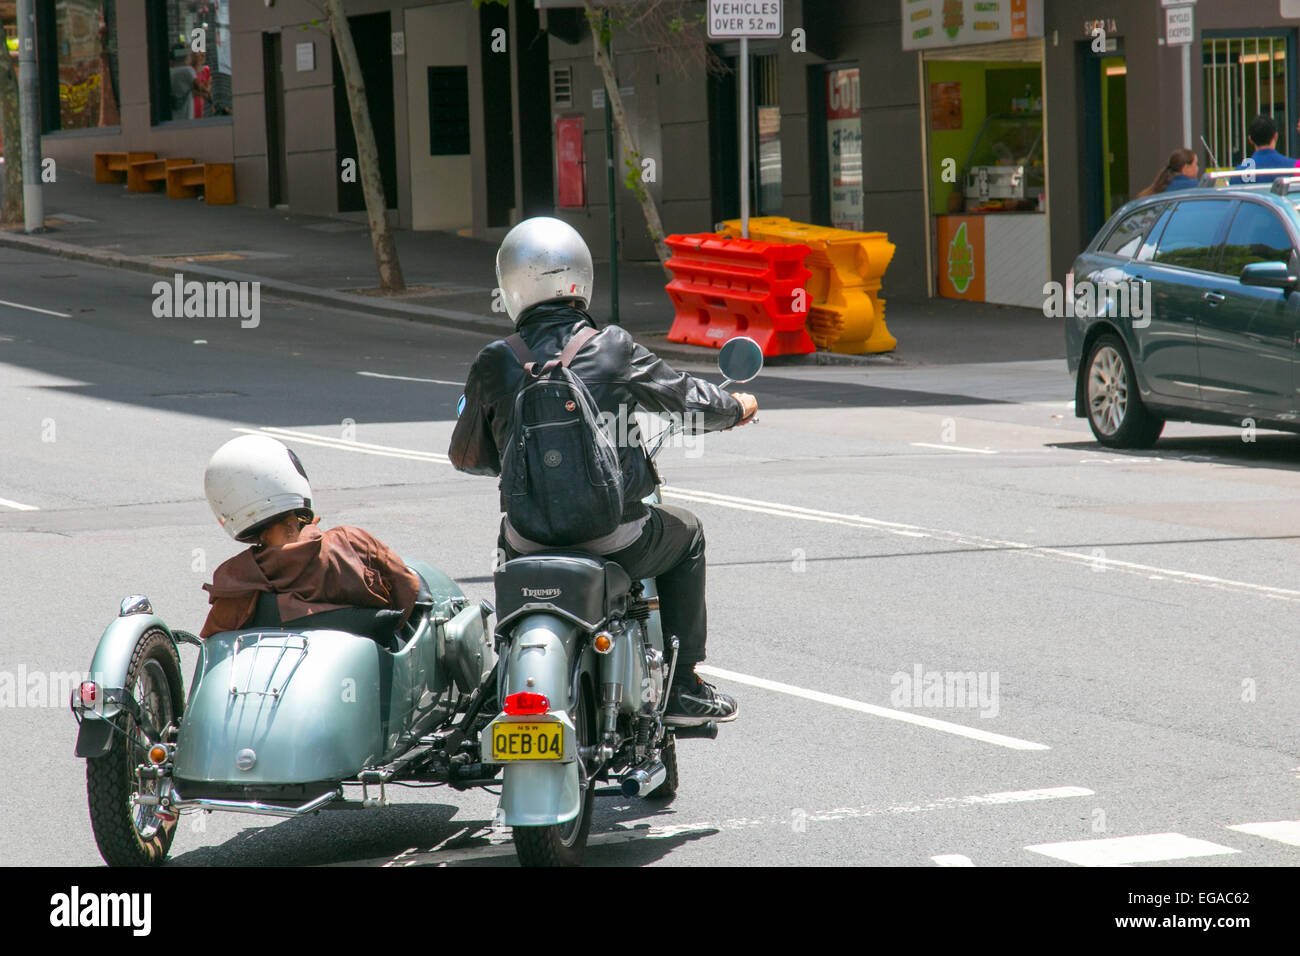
707, 0, 782, 39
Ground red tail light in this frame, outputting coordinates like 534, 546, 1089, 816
78, 681, 97, 706
503, 692, 550, 715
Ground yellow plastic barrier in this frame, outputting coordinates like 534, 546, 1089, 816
719, 217, 896, 354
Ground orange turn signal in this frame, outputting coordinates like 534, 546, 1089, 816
593, 631, 613, 654
149, 745, 167, 765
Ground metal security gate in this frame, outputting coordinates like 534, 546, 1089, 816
1203, 33, 1296, 168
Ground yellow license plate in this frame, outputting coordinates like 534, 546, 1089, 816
491, 722, 565, 761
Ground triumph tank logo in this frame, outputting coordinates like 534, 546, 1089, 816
522, 587, 562, 599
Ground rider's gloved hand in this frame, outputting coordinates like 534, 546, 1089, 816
731, 392, 758, 426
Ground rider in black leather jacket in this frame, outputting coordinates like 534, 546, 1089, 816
450, 301, 745, 523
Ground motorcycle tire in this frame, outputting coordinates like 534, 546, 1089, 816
512, 683, 596, 867
86, 627, 184, 866
646, 732, 678, 800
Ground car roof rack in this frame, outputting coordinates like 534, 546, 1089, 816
1271, 175, 1300, 195
1198, 168, 1300, 187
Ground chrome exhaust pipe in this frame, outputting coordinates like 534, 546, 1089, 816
620, 759, 666, 797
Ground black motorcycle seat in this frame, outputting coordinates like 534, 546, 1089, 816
493, 551, 631, 632
246, 591, 404, 651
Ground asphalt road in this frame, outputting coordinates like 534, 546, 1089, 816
3, 247, 1300, 868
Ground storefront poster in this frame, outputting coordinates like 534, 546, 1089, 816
556, 117, 585, 208
901, 0, 1043, 50
930, 81, 962, 130
937, 215, 985, 300
826, 68, 863, 231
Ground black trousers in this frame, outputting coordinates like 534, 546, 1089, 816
498, 504, 709, 675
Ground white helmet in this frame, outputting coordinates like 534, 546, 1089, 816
495, 216, 594, 324
204, 435, 313, 542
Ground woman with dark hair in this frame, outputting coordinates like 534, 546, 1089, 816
1137, 148, 1198, 196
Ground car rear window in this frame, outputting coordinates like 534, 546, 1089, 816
1148, 199, 1235, 271
1099, 204, 1166, 258
1218, 202, 1294, 276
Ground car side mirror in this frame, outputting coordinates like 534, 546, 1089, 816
1239, 261, 1296, 289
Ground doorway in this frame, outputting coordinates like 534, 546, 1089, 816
1081, 45, 1128, 239
263, 33, 288, 208
332, 12, 398, 213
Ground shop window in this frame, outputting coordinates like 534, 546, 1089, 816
753, 54, 781, 217
1218, 203, 1293, 275
1203, 34, 1295, 168
1149, 200, 1233, 272
146, 0, 233, 124
36, 0, 119, 132
428, 66, 470, 156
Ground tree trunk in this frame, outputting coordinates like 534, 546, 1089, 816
584, 2, 670, 274
0, 43, 23, 227
323, 0, 405, 293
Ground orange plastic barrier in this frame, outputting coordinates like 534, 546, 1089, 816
664, 233, 814, 356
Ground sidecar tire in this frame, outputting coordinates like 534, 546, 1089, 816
86, 628, 184, 866
646, 733, 678, 801
512, 684, 595, 867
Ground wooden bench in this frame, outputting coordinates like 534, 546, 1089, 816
93, 152, 156, 184
127, 157, 193, 193
165, 162, 234, 205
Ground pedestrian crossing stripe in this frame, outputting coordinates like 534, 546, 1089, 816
1025, 833, 1239, 866
1226, 821, 1300, 847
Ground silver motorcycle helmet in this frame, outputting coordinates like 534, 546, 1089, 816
495, 216, 594, 324
204, 435, 314, 542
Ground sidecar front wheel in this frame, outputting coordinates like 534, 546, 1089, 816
86, 628, 183, 866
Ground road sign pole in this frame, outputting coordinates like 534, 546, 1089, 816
17, 0, 44, 233
739, 36, 749, 238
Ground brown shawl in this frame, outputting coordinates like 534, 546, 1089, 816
200, 524, 420, 638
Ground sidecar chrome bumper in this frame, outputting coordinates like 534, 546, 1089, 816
167, 788, 340, 818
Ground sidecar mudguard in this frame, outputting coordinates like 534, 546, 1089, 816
75, 613, 178, 758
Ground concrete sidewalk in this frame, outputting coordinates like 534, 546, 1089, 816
0, 170, 1065, 367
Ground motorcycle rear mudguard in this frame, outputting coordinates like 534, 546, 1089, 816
75, 613, 179, 758
495, 613, 583, 827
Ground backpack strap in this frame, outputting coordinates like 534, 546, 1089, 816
507, 325, 599, 376
555, 325, 600, 369
505, 333, 539, 376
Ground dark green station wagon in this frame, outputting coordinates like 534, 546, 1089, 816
1065, 178, 1300, 447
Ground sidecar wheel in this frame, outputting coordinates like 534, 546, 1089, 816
86, 628, 184, 866
512, 684, 595, 867
646, 733, 678, 800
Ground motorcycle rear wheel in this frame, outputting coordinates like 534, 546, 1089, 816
512, 684, 595, 867
86, 628, 184, 866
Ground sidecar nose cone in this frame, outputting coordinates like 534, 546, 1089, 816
235, 748, 257, 771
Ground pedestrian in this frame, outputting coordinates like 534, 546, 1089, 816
1235, 115, 1293, 183
1136, 148, 1199, 197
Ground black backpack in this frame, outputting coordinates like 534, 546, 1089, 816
500, 326, 624, 546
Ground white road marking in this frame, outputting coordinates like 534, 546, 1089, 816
695, 664, 1050, 750
1025, 833, 1240, 866
363, 785, 1092, 865
358, 370, 465, 386
1226, 821, 1300, 847
233, 426, 450, 465
910, 442, 998, 455
0, 497, 39, 511
932, 854, 976, 866
0, 298, 72, 319
664, 486, 1300, 604
232, 427, 1300, 607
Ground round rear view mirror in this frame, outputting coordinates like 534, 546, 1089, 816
718, 336, 764, 385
